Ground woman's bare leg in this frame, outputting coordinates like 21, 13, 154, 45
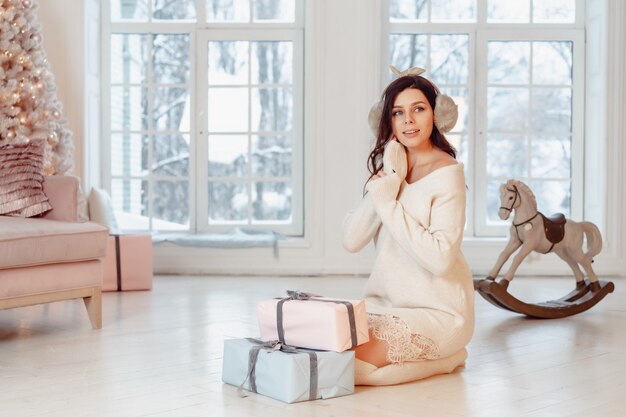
353, 330, 391, 368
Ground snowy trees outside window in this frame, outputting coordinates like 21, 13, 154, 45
107, 0, 303, 234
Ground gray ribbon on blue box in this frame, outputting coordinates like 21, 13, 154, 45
276, 290, 358, 349
237, 338, 318, 401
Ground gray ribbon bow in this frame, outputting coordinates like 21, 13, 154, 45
237, 338, 318, 401
285, 290, 320, 300
276, 290, 359, 350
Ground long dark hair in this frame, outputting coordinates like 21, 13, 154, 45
366, 75, 457, 186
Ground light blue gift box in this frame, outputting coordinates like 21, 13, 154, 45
222, 338, 354, 403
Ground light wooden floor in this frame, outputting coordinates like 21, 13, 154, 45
1, 275, 624, 417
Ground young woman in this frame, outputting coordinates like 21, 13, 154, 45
342, 67, 474, 385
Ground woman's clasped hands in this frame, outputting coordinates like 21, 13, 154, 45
367, 138, 407, 202
380, 137, 407, 179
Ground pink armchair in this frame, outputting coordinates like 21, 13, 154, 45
0, 176, 108, 329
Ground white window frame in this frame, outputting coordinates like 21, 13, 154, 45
102, 0, 305, 236
382, 0, 585, 238
102, 24, 197, 232
195, 29, 304, 234
475, 29, 585, 236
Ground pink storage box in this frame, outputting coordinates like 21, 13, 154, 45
257, 292, 369, 352
102, 234, 153, 291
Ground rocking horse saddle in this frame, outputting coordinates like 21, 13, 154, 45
539, 212, 566, 245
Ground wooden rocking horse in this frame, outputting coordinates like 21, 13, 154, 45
474, 179, 614, 318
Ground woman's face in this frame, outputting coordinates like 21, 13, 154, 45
390, 88, 434, 150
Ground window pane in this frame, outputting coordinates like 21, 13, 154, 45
208, 88, 249, 132
431, 0, 476, 22
445, 133, 468, 166
486, 180, 508, 224
208, 41, 249, 85
389, 34, 428, 77
252, 135, 292, 177
532, 42, 573, 86
530, 181, 571, 217
389, 0, 427, 21
153, 180, 189, 230
488, 0, 529, 23
251, 42, 293, 84
486, 134, 528, 178
112, 179, 149, 230
152, 134, 190, 176
253, 0, 295, 22
208, 135, 248, 177
431, 35, 469, 85
153, 0, 196, 20
531, 88, 572, 133
531, 136, 571, 178
533, 0, 575, 23
447, 133, 463, 148
153, 34, 190, 84
488, 42, 530, 85
111, 0, 148, 21
111, 34, 148, 84
487, 87, 529, 131
251, 88, 293, 132
153, 88, 190, 131
252, 181, 292, 221
389, 34, 469, 85
111, 133, 148, 176
209, 182, 248, 222
206, 0, 250, 22
111, 86, 148, 131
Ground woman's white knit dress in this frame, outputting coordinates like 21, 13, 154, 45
343, 162, 474, 367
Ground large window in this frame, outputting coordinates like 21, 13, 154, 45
386, 0, 584, 236
105, 0, 304, 235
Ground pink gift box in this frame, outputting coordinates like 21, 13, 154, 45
102, 234, 153, 291
257, 292, 369, 352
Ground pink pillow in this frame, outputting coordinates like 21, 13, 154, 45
0, 140, 52, 217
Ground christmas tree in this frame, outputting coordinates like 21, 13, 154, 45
0, 0, 72, 175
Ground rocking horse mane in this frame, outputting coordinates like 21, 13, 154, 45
506, 179, 537, 211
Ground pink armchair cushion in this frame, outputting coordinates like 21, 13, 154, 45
41, 175, 81, 222
0, 216, 108, 269
0, 260, 102, 299
0, 140, 52, 217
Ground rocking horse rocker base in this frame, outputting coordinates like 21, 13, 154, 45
474, 278, 615, 319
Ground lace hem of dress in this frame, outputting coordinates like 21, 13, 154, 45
367, 313, 441, 364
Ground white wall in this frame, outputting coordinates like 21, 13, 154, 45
38, 0, 626, 277
38, 0, 85, 178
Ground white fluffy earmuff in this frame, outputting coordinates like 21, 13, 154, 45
433, 94, 458, 133
367, 100, 384, 137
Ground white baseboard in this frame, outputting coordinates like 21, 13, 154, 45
153, 238, 626, 277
